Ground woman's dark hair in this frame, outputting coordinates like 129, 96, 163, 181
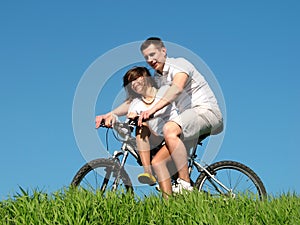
140, 37, 165, 52
123, 66, 157, 101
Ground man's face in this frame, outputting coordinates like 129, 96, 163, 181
142, 44, 166, 73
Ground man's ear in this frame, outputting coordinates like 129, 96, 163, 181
161, 47, 167, 57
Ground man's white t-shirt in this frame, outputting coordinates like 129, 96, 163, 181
154, 57, 221, 114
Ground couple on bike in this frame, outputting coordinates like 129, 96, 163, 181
95, 37, 223, 199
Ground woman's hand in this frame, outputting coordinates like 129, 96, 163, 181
95, 112, 116, 128
127, 112, 138, 119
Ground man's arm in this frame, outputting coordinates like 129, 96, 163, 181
138, 72, 188, 125
95, 100, 131, 128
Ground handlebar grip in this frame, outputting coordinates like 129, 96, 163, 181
99, 119, 113, 128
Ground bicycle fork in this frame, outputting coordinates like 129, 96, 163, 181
111, 144, 130, 191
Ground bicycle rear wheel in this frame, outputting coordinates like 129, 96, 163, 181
195, 160, 267, 200
71, 158, 133, 194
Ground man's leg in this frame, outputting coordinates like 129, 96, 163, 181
162, 121, 191, 183
167, 107, 215, 183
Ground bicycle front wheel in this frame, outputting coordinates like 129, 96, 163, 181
195, 160, 267, 200
71, 158, 133, 194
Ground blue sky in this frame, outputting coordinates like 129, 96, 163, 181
0, 1, 299, 199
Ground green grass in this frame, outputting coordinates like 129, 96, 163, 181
1, 188, 299, 225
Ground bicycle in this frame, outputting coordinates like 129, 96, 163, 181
71, 117, 267, 200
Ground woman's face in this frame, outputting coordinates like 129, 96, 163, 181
130, 76, 146, 95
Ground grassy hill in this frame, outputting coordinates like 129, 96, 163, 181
1, 188, 299, 224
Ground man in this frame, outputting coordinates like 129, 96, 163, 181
137, 37, 223, 195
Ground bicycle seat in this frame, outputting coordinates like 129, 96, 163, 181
197, 133, 210, 145
197, 123, 223, 145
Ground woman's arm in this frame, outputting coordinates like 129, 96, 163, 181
95, 100, 131, 128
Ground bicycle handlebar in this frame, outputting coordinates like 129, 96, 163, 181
99, 114, 154, 128
99, 115, 154, 139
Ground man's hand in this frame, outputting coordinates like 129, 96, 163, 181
138, 109, 155, 126
95, 113, 116, 128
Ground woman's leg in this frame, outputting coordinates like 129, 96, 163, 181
151, 145, 173, 199
136, 126, 152, 174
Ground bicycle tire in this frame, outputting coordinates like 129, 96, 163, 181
195, 160, 267, 200
71, 158, 133, 194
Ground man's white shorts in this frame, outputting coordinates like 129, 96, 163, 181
171, 106, 223, 141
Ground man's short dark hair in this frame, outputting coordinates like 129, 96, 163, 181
140, 37, 165, 52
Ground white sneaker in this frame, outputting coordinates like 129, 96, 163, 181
155, 182, 178, 192
172, 178, 193, 194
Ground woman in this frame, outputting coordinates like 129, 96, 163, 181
123, 67, 177, 195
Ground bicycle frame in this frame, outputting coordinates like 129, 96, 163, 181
192, 160, 234, 196
109, 121, 234, 195
188, 144, 234, 196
